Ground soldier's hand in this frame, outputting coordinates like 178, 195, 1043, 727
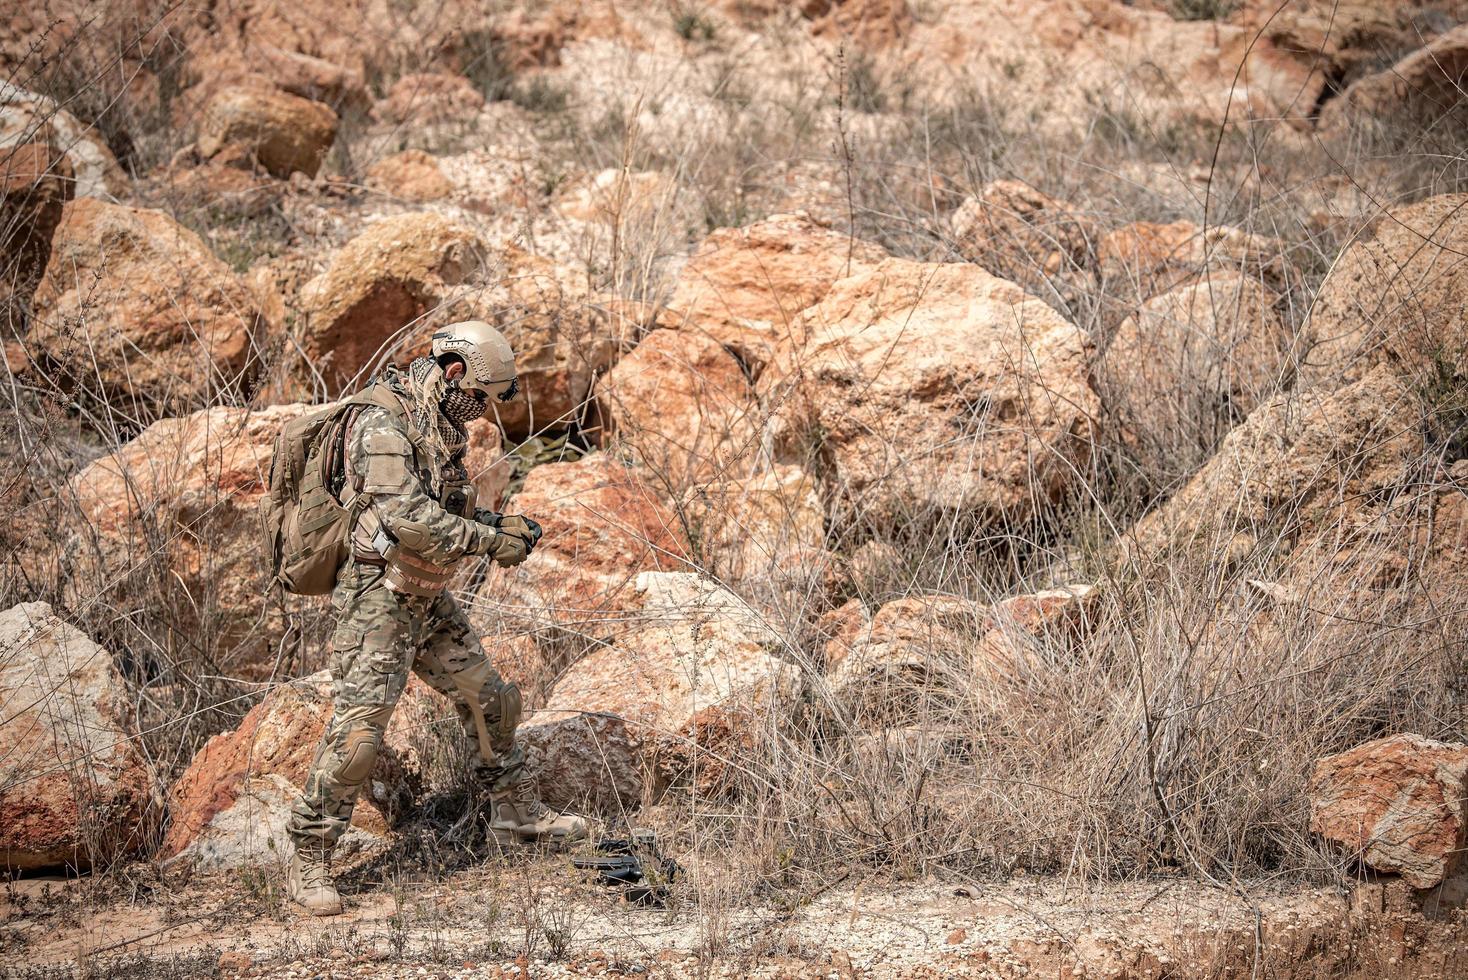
473, 508, 503, 528
523, 516, 543, 546
487, 530, 530, 567
499, 515, 542, 550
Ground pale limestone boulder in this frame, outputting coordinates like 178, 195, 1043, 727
1098, 220, 1291, 304
373, 72, 485, 125
521, 572, 797, 809
1302, 193, 1468, 390
1129, 365, 1425, 560
681, 464, 829, 590
364, 150, 453, 202
553, 168, 677, 226
1317, 24, 1468, 137
1099, 272, 1288, 477
972, 584, 1097, 681
0, 82, 127, 199
949, 179, 1095, 290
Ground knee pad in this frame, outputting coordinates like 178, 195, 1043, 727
490, 683, 522, 743
337, 728, 380, 784
332, 705, 393, 785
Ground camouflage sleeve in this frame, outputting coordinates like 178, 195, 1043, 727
349, 407, 497, 563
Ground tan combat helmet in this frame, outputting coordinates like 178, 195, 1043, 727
431, 320, 519, 401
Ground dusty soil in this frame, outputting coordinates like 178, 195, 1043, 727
3, 854, 1465, 978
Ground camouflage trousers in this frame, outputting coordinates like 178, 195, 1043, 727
286, 561, 524, 853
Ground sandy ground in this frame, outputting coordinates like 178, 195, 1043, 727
4, 853, 1467, 979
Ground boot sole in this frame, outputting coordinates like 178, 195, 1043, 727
289, 886, 344, 917
303, 902, 345, 917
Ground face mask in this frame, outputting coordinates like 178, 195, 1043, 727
440, 386, 487, 424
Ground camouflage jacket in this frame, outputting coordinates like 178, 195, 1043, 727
344, 386, 493, 566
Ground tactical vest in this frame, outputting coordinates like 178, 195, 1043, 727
342, 387, 479, 598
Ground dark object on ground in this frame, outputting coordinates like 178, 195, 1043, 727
572, 831, 682, 907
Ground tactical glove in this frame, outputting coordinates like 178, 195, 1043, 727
486, 530, 530, 567
473, 508, 504, 528
499, 514, 543, 549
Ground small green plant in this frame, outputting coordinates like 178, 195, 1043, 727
458, 28, 517, 101
540, 905, 580, 960
511, 77, 571, 114
674, 7, 718, 42
845, 51, 886, 114
1419, 352, 1468, 462
1170, 0, 1238, 20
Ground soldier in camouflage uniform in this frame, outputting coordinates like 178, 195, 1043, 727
285, 321, 587, 917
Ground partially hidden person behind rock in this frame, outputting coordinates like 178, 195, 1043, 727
272, 321, 587, 916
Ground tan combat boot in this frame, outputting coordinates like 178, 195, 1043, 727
287, 848, 344, 916
489, 778, 589, 846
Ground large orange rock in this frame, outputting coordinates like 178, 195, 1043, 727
1099, 272, 1289, 479
949, 180, 1095, 293
1128, 364, 1468, 663
521, 572, 798, 809
471, 248, 626, 441
666, 212, 887, 374
1302, 193, 1468, 390
1310, 733, 1468, 889
903, 0, 1321, 133
681, 464, 829, 591
373, 72, 485, 125
365, 150, 453, 202
70, 404, 316, 681
765, 259, 1099, 526
1130, 366, 1424, 560
299, 213, 483, 394
825, 584, 1096, 721
1318, 24, 1468, 136
196, 84, 338, 178
826, 595, 982, 724
1, 142, 72, 332
972, 584, 1097, 681
0, 603, 160, 871
1098, 220, 1290, 304
0, 82, 127, 199
253, 43, 369, 109
597, 328, 762, 487
808, 0, 913, 47
160, 671, 414, 868
486, 453, 693, 648
1240, 0, 1468, 97
29, 198, 263, 414
170, 0, 498, 117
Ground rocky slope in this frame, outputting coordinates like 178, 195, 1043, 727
1, 0, 1466, 973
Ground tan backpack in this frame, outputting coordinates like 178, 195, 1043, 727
262, 386, 408, 595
